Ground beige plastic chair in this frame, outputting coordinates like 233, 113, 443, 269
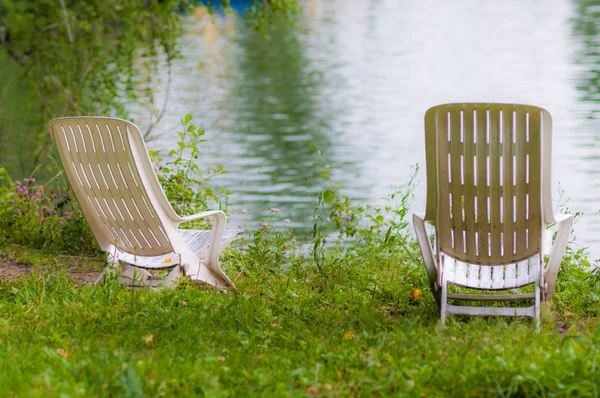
47, 116, 242, 290
413, 103, 573, 326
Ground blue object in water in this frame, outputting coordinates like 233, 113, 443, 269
198, 0, 257, 11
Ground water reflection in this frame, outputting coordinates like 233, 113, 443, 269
225, 18, 357, 224
569, 0, 600, 256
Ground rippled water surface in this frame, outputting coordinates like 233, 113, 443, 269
138, 0, 600, 257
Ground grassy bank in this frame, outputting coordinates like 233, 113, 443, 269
0, 243, 599, 397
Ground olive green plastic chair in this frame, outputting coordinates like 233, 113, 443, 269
47, 117, 242, 290
413, 103, 573, 326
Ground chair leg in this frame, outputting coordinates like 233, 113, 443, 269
183, 251, 236, 292
440, 279, 448, 325
164, 265, 184, 288
535, 282, 541, 332
119, 264, 152, 286
94, 259, 121, 284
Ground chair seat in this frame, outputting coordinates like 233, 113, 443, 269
112, 229, 243, 269
442, 253, 540, 290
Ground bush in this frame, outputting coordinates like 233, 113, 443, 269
0, 169, 97, 253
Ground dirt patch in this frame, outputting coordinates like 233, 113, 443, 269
0, 255, 102, 285
0, 257, 33, 282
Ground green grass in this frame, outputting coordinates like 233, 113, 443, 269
1, 247, 599, 397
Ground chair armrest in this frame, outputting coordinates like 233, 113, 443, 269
174, 210, 226, 224
413, 212, 441, 306
174, 210, 227, 273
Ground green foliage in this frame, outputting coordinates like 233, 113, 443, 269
248, 0, 300, 36
0, 168, 96, 253
0, 0, 187, 177
0, 0, 184, 116
149, 114, 229, 228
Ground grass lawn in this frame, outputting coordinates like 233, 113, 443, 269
1, 245, 599, 397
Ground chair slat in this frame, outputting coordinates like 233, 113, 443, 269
476, 108, 491, 261
479, 265, 492, 289
491, 265, 504, 289
467, 263, 480, 288
455, 259, 468, 286
515, 110, 528, 255
436, 109, 452, 254
501, 109, 515, 258
527, 111, 542, 253
505, 263, 517, 288
450, 108, 465, 255
463, 109, 477, 256
516, 258, 530, 286
489, 108, 504, 263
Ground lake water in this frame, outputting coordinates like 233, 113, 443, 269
136, 0, 600, 259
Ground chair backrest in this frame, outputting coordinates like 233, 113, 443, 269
47, 117, 175, 256
423, 103, 553, 265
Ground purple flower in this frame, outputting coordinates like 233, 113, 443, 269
15, 181, 20, 186
345, 216, 351, 221
24, 178, 29, 184
9, 200, 14, 204
270, 208, 280, 213
334, 211, 340, 217
30, 178, 36, 183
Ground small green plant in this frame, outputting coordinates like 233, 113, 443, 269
149, 114, 229, 229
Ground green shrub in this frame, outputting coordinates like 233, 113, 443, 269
0, 169, 96, 253
149, 114, 229, 229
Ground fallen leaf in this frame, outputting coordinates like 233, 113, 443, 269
409, 289, 422, 300
143, 334, 154, 343
56, 348, 70, 358
342, 330, 355, 341
306, 386, 320, 396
